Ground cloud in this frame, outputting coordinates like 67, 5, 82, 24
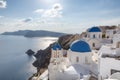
0, 0, 7, 8
52, 3, 63, 10
22, 18, 33, 23
43, 3, 63, 18
34, 9, 44, 14
34, 3, 63, 18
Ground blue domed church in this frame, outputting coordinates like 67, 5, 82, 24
88, 26, 101, 32
51, 43, 63, 59
87, 26, 102, 39
70, 40, 91, 52
84, 26, 102, 50
68, 39, 93, 65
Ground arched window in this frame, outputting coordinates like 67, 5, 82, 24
111, 40, 113, 43
58, 52, 59, 58
76, 57, 79, 62
93, 34, 95, 38
85, 56, 88, 64
85, 34, 87, 37
93, 43, 95, 47
107, 36, 109, 38
99, 34, 101, 38
117, 42, 120, 48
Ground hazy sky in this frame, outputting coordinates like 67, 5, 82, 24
0, 0, 120, 33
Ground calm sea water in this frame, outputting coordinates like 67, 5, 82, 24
0, 35, 57, 80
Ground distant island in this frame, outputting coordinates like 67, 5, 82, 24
1, 30, 67, 37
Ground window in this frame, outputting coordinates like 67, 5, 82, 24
111, 69, 120, 75
93, 43, 95, 47
117, 42, 120, 48
99, 34, 101, 38
85, 34, 87, 37
93, 34, 95, 38
85, 56, 88, 64
76, 57, 79, 62
113, 31, 116, 34
111, 40, 113, 43
58, 52, 59, 58
107, 36, 109, 38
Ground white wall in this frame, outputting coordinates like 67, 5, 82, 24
99, 57, 120, 80
88, 39, 101, 49
106, 30, 114, 38
87, 32, 102, 39
68, 50, 92, 65
113, 34, 120, 48
116, 48, 120, 56
48, 57, 80, 80
49, 70, 80, 80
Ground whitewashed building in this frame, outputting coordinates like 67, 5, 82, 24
106, 29, 116, 39
48, 43, 80, 80
98, 45, 120, 80
113, 31, 120, 48
98, 29, 120, 80
48, 40, 98, 80
68, 39, 98, 78
68, 39, 93, 67
47, 26, 120, 80
84, 26, 102, 50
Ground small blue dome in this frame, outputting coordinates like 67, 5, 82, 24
88, 26, 101, 32
70, 40, 91, 52
52, 43, 61, 50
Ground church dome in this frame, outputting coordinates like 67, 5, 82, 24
88, 26, 101, 32
52, 43, 61, 50
70, 40, 91, 52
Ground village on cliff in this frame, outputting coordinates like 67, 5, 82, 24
32, 25, 120, 80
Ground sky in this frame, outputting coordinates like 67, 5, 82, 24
0, 0, 120, 33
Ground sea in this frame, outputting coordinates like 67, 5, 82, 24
0, 35, 57, 80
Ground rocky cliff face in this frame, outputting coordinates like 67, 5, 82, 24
32, 34, 81, 76
58, 34, 81, 50
33, 43, 53, 72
